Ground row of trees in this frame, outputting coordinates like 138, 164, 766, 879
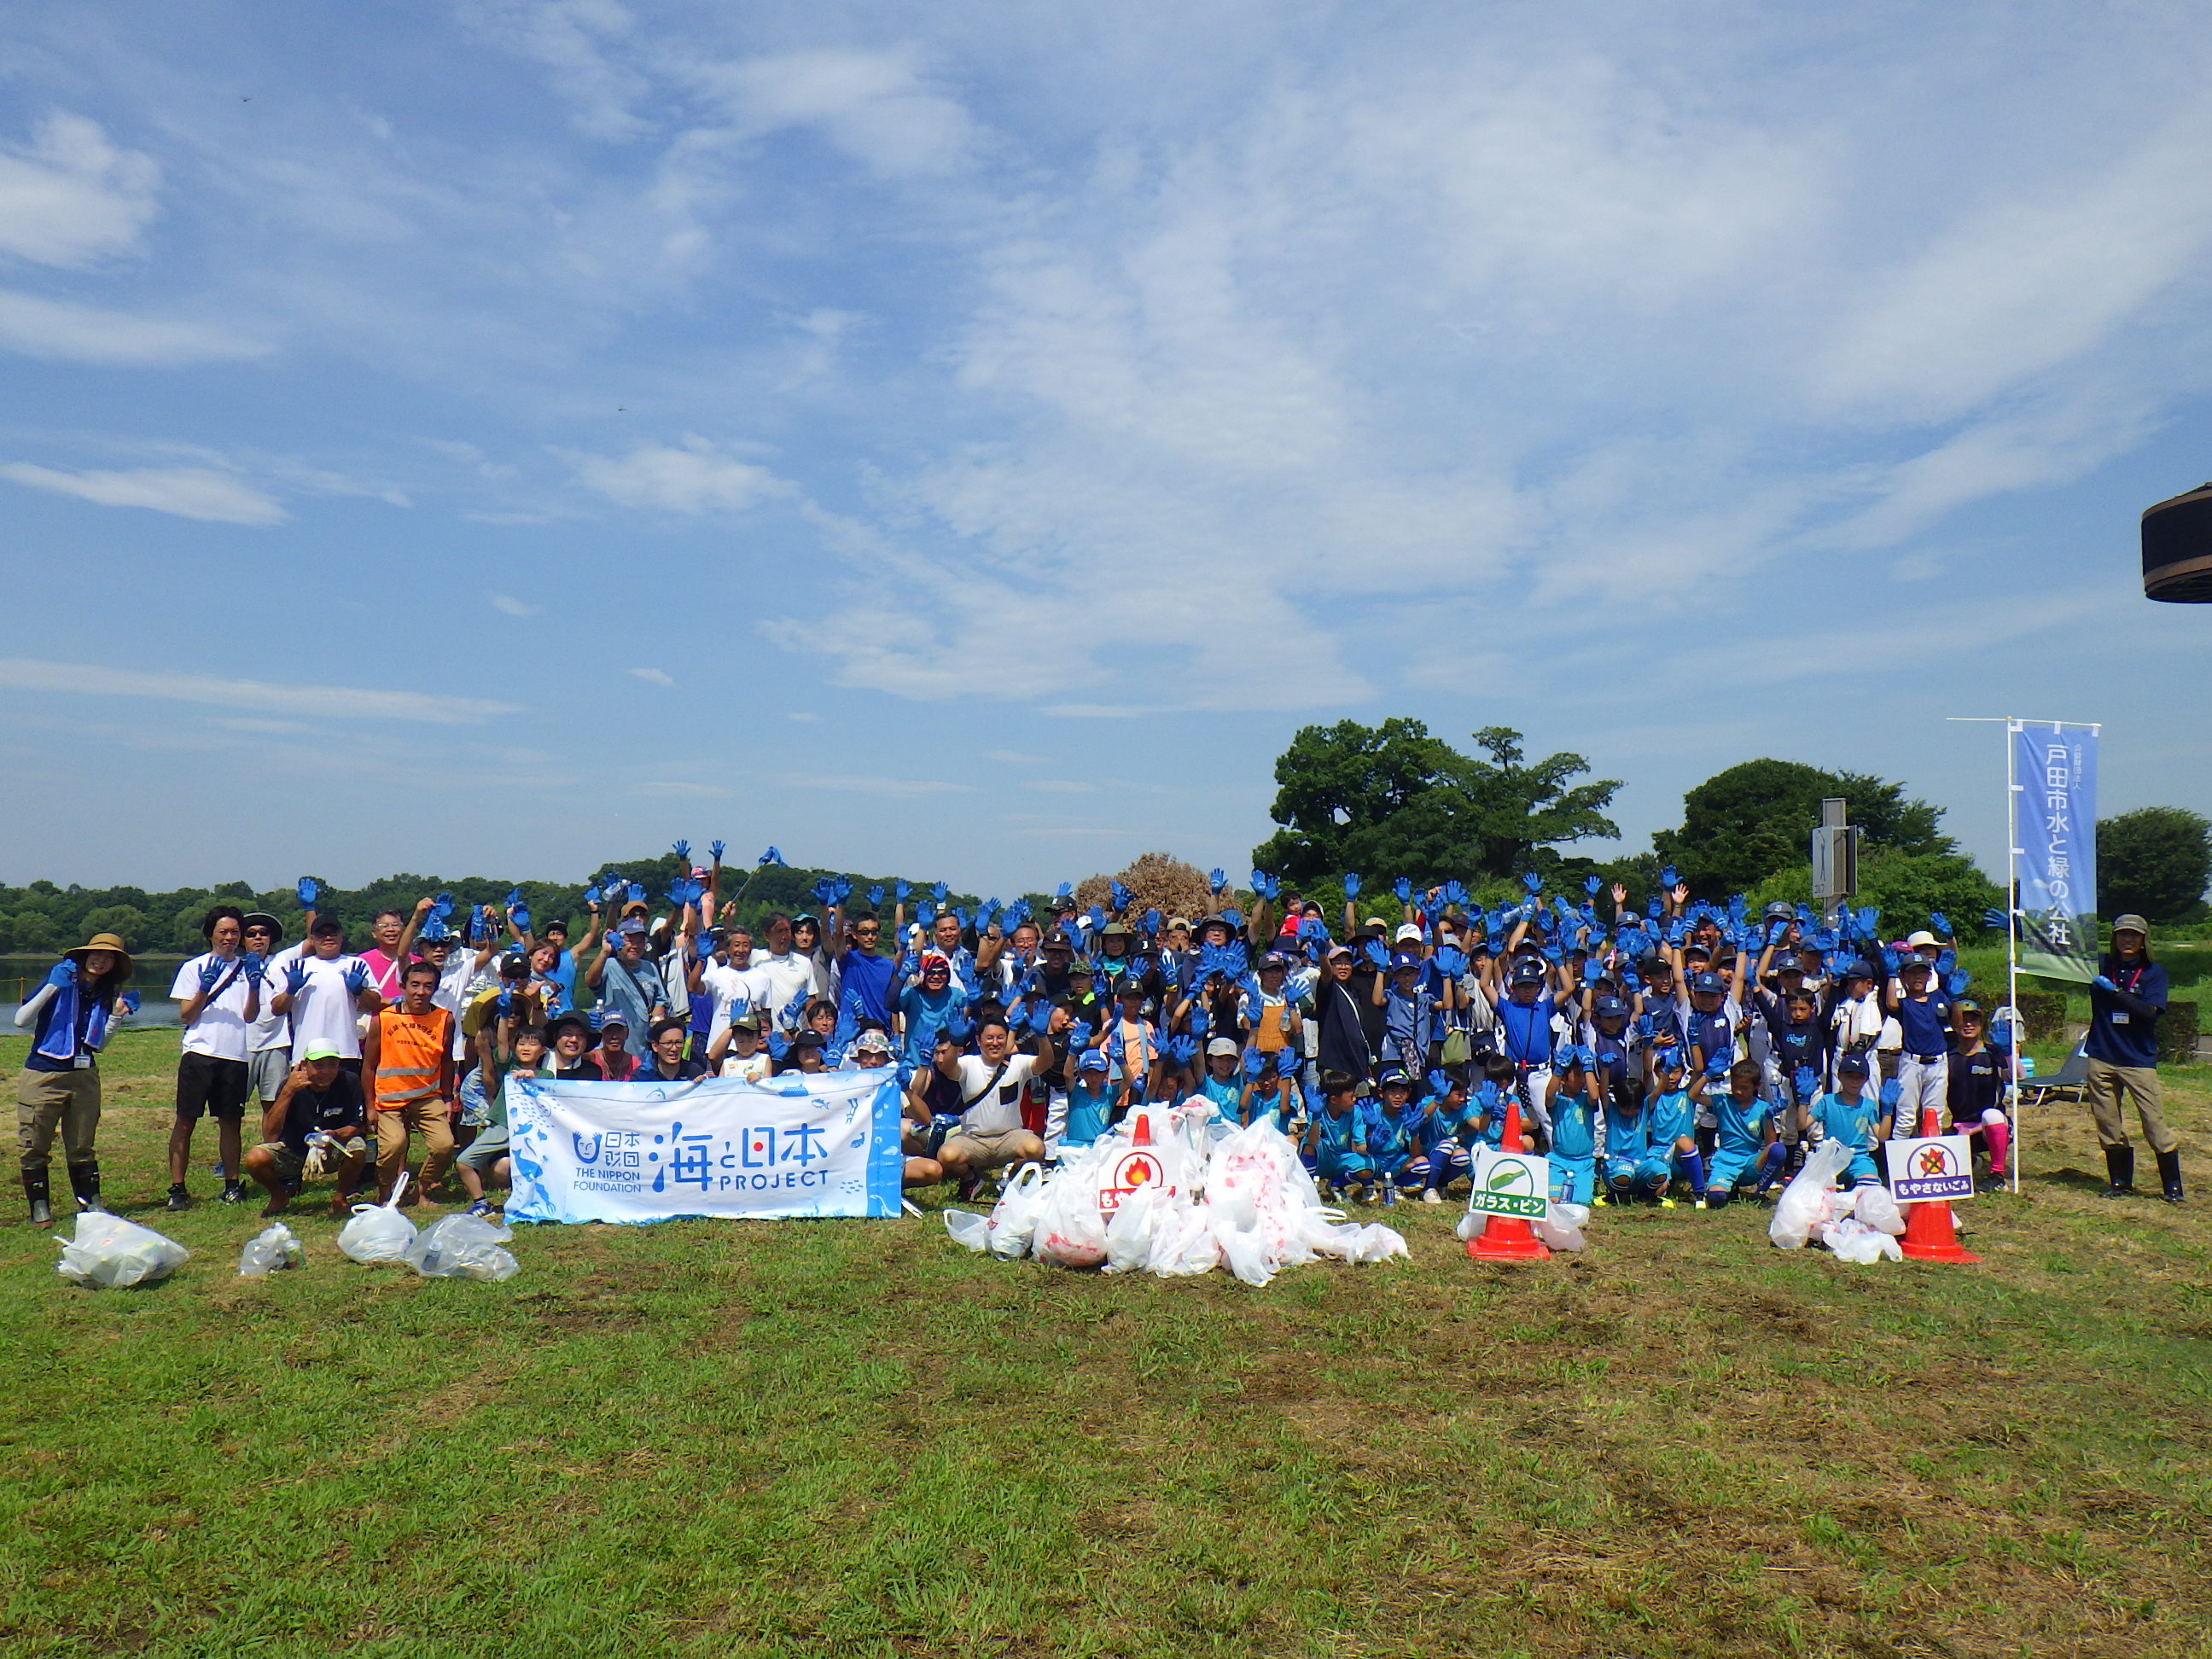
1246, 720, 2210, 934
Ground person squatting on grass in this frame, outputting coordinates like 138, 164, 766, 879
50, 849, 2162, 1225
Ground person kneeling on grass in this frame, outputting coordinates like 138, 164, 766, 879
242, 1042, 369, 1218
1303, 1070, 1373, 1204
1801, 1052, 1891, 1188
1704, 1057, 1785, 1209
1545, 1045, 1601, 1205
364, 959, 458, 1205
933, 1016, 1047, 1200
457, 1023, 546, 1214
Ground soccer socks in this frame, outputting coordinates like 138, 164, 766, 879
1984, 1118, 2011, 1176
1755, 1144, 1786, 1191
1682, 1153, 1708, 1195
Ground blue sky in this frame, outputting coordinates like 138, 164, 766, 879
3, 0, 2209, 896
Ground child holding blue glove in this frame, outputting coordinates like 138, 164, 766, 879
1802, 1053, 1890, 1187
1544, 1047, 1602, 1204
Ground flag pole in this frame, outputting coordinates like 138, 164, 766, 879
2005, 720, 2022, 1194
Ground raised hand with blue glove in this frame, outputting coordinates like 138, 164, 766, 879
708, 839, 725, 864
1793, 1065, 1819, 1099
1242, 1047, 1266, 1080
242, 952, 267, 987
1878, 1079, 1902, 1113
196, 958, 226, 994
342, 961, 370, 998
1982, 907, 2009, 933
932, 882, 948, 906
1929, 911, 1949, 936
1521, 872, 1542, 896
1946, 970, 1970, 997
282, 962, 310, 997
1166, 1034, 1197, 1067
760, 847, 784, 867
297, 876, 320, 909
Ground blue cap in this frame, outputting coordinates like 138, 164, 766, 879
1078, 1048, 1109, 1072
1593, 995, 1626, 1016
1690, 971, 1726, 994
1389, 952, 1421, 970
1378, 1068, 1412, 1088
1837, 1053, 1870, 1077
1510, 960, 1545, 985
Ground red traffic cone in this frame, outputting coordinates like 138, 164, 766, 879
1468, 1092, 1551, 1262
1899, 1105, 1979, 1264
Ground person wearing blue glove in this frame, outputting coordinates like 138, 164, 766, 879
269, 915, 384, 1076
1059, 1049, 1115, 1151
165, 905, 262, 1209
1237, 952, 1307, 1123
1641, 1041, 1703, 1207
1192, 1036, 1249, 1126
1943, 1000, 2011, 1184
1803, 1052, 1889, 1188
1880, 953, 1953, 1140
1302, 1070, 1373, 1204
14, 929, 135, 1221
1702, 1057, 1784, 1208
236, 911, 300, 1124
1543, 1050, 1602, 1204
588, 919, 670, 1062
2083, 914, 2180, 1202
1361, 1068, 1428, 1207
1595, 1063, 1651, 1208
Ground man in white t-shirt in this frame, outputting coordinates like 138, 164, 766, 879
166, 905, 263, 1210
241, 912, 302, 1115
703, 927, 773, 1052
751, 914, 819, 1033
270, 917, 383, 1064
934, 1015, 1045, 1195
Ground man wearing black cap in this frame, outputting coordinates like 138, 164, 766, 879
2085, 914, 2182, 1202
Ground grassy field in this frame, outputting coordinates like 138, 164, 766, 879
3, 1031, 2209, 1658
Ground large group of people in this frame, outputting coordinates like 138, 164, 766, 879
10, 847, 2187, 1226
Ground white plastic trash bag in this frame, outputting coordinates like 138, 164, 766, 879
337, 1174, 419, 1265
1854, 1182, 1906, 1237
1103, 1179, 1161, 1274
1216, 1223, 1277, 1288
986, 1162, 1049, 1259
1146, 1198, 1221, 1277
1825, 1216, 1902, 1265
55, 1212, 189, 1289
943, 1208, 990, 1252
237, 1222, 304, 1278
1033, 1143, 1111, 1270
1770, 1139, 1852, 1249
1532, 1202, 1588, 1252
405, 1212, 520, 1281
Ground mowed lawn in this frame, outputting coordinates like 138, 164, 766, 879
2, 1032, 2209, 1659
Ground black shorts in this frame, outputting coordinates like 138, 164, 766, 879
176, 1052, 250, 1121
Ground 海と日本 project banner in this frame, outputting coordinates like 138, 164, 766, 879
502, 1071, 907, 1224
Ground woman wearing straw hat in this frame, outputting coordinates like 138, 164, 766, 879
12, 931, 136, 1223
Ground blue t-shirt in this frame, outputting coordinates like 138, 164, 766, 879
1198, 1074, 1244, 1121
1600, 1097, 1649, 1163
1063, 1082, 1113, 1147
1646, 1087, 1694, 1147
1495, 993, 1556, 1066
1550, 1087, 1598, 1161
547, 952, 579, 1009
1810, 1090, 1883, 1153
1363, 1099, 1423, 1164
1712, 1086, 1769, 1151
840, 950, 897, 1027
897, 984, 958, 1069
1313, 1103, 1365, 1155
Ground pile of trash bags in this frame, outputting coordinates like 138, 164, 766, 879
337, 1179, 521, 1280
945, 1109, 1408, 1286
1454, 1202, 1590, 1253
1769, 1138, 1908, 1263
55, 1213, 190, 1289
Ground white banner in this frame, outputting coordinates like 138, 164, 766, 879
503, 1070, 907, 1225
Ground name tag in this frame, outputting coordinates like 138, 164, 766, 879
2110, 1012, 2129, 1025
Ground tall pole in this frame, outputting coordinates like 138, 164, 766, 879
2005, 720, 2022, 1195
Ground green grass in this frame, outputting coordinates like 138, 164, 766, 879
3, 1030, 2211, 1657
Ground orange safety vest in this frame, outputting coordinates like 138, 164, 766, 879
374, 1005, 451, 1109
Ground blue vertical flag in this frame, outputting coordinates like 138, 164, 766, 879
2011, 721, 2098, 984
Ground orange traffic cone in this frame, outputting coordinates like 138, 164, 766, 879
1899, 1105, 1979, 1264
1468, 1091, 1551, 1262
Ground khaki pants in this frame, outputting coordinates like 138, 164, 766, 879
16, 1066, 101, 1179
375, 1099, 457, 1196
2086, 1060, 2175, 1155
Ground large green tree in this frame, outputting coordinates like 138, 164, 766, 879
1252, 721, 1620, 888
1652, 759, 1955, 895
2097, 806, 2212, 923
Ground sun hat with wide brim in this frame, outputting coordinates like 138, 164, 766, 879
2110, 913, 2151, 937
65, 933, 134, 984
241, 911, 286, 942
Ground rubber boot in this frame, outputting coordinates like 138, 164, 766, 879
67, 1162, 104, 1214
2101, 1144, 2136, 1198
23, 1173, 51, 1226
2156, 1150, 2185, 1205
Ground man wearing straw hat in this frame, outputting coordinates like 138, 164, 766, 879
12, 931, 136, 1223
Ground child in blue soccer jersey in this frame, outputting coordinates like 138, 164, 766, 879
1802, 1052, 1893, 1187
1598, 1073, 1651, 1206
1642, 1040, 1705, 1208
1418, 1071, 1478, 1203
1703, 1057, 1785, 1208
1544, 1045, 1601, 1204
1195, 1037, 1247, 1124
1062, 1049, 1115, 1150
1361, 1068, 1428, 1207
1303, 1069, 1372, 1202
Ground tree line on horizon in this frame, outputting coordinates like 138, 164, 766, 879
3, 720, 2206, 958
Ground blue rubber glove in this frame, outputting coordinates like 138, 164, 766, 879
512, 901, 533, 934
947, 1013, 975, 1045
1189, 1005, 1209, 1039
1436, 946, 1469, 978
1394, 876, 1412, 903
1111, 881, 1132, 911
1441, 879, 1466, 906
1553, 1039, 1578, 1068
1929, 911, 1949, 936
1426, 1069, 1452, 1100
1166, 1034, 1196, 1066
1575, 1045, 1598, 1069
1209, 869, 1228, 894
342, 962, 370, 998
196, 958, 226, 994
1521, 872, 1542, 895
44, 961, 77, 990
899, 951, 921, 978
584, 883, 601, 907
283, 962, 309, 996
1068, 1021, 1094, 1050
297, 876, 319, 908
1856, 905, 1879, 938
894, 880, 911, 903
495, 988, 515, 1020
1879, 1079, 1902, 1112
1982, 908, 2008, 932
1056, 882, 1074, 902
120, 990, 141, 1015
1342, 872, 1360, 899
1704, 1054, 1731, 1081
1946, 970, 1970, 997
1646, 895, 1662, 919
2092, 975, 2116, 992
1794, 1066, 1819, 1098
626, 883, 644, 905
869, 885, 885, 907
671, 839, 690, 865
1660, 864, 1678, 891
1581, 956, 1604, 987
1361, 940, 1388, 969
768, 1031, 789, 1061
932, 882, 948, 905
1242, 1048, 1266, 1079
708, 839, 725, 863
242, 952, 267, 986
916, 902, 935, 929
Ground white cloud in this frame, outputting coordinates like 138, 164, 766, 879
0, 290, 271, 365
489, 592, 539, 616
0, 114, 160, 267
0, 658, 519, 724
637, 779, 731, 796
775, 772, 977, 798
1026, 778, 1100, 794
459, 0, 649, 141
984, 748, 1045, 765
626, 667, 674, 687
690, 49, 980, 178
0, 463, 286, 524
785, 710, 821, 723
563, 435, 791, 515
